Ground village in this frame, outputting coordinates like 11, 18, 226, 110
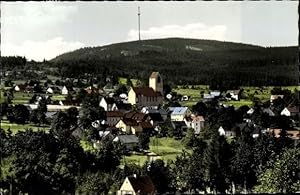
1, 69, 300, 194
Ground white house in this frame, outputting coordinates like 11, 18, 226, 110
169, 107, 191, 121
281, 106, 299, 117
270, 95, 284, 104
99, 97, 118, 111
14, 85, 20, 91
218, 126, 226, 136
218, 126, 236, 137
46, 87, 54, 94
61, 86, 69, 95
184, 115, 205, 134
226, 90, 241, 101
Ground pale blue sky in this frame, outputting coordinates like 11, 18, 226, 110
1, 1, 298, 61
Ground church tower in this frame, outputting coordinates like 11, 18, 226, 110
149, 72, 163, 95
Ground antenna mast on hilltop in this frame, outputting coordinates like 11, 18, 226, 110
138, 6, 141, 41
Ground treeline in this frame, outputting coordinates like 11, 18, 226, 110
1, 56, 27, 69
50, 38, 298, 87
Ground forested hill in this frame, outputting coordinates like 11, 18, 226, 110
51, 38, 298, 87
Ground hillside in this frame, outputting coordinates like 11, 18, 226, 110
51, 38, 298, 87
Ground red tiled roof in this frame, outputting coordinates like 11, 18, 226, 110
127, 175, 156, 194
133, 87, 162, 97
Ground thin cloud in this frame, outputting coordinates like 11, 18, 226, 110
127, 22, 227, 41
2, 37, 85, 61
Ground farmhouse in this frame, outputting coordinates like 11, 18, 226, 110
226, 90, 241, 101
118, 175, 156, 195
99, 97, 118, 111
113, 135, 139, 150
184, 114, 205, 134
169, 107, 191, 121
115, 118, 140, 135
281, 106, 299, 117
106, 111, 124, 126
128, 72, 163, 108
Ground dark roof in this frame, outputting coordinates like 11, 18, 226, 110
127, 175, 156, 194
287, 106, 299, 113
122, 118, 138, 126
124, 111, 148, 122
104, 97, 115, 104
132, 87, 162, 97
116, 102, 132, 111
148, 113, 164, 122
106, 111, 124, 117
140, 121, 153, 129
116, 135, 139, 144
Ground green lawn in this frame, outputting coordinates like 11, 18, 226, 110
0, 120, 50, 134
118, 77, 139, 87
123, 137, 189, 166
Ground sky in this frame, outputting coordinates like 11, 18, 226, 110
1, 1, 298, 61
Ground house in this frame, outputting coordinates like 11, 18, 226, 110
226, 90, 241, 101
267, 128, 300, 140
139, 121, 154, 134
218, 126, 236, 137
210, 91, 221, 98
99, 97, 118, 111
106, 111, 124, 126
46, 87, 54, 94
124, 111, 149, 123
141, 107, 168, 121
203, 93, 215, 102
247, 108, 255, 115
281, 106, 299, 117
113, 135, 139, 151
270, 95, 284, 104
118, 175, 156, 195
128, 72, 163, 108
262, 108, 275, 116
61, 86, 74, 95
14, 85, 20, 91
169, 107, 191, 121
85, 86, 100, 94
184, 114, 205, 134
115, 118, 140, 134
147, 112, 164, 127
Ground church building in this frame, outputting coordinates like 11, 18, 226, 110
128, 72, 163, 108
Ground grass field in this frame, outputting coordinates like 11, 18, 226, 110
0, 120, 50, 134
123, 137, 189, 166
118, 77, 139, 87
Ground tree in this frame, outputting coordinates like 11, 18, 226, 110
182, 128, 197, 149
231, 129, 256, 193
11, 104, 30, 124
79, 95, 105, 130
203, 135, 232, 194
144, 159, 172, 194
254, 148, 300, 193
76, 171, 114, 194
192, 101, 208, 116
138, 132, 150, 150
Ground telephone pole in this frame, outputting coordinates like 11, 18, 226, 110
138, 6, 141, 41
